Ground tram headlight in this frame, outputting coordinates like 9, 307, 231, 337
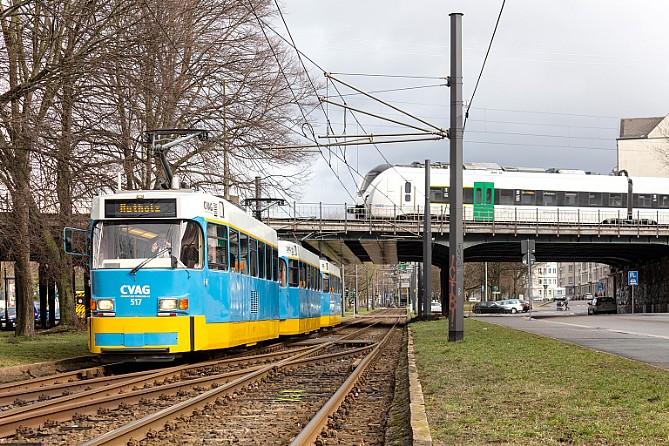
96, 299, 114, 311
158, 298, 178, 311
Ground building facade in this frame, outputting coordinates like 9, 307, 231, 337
617, 115, 669, 177
557, 262, 612, 297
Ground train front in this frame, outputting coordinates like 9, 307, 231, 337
88, 192, 204, 362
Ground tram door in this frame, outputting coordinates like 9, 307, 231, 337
473, 182, 494, 221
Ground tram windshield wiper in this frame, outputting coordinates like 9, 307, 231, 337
129, 248, 171, 275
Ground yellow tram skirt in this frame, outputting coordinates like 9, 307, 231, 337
89, 316, 280, 354
279, 316, 321, 336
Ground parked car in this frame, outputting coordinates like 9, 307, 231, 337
0, 307, 16, 330
588, 296, 617, 315
34, 302, 61, 327
498, 298, 527, 314
472, 301, 504, 314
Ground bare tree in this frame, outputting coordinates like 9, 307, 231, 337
0, 0, 142, 334
82, 0, 317, 200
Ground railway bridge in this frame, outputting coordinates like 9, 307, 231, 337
265, 203, 669, 313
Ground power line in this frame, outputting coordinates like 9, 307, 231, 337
464, 0, 506, 132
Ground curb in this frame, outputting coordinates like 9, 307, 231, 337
408, 327, 432, 446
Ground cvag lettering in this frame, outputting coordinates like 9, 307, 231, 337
120, 285, 151, 295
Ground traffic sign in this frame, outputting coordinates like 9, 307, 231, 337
521, 239, 535, 254
597, 282, 604, 291
522, 253, 536, 265
628, 271, 638, 286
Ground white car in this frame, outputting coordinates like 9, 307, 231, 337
497, 299, 527, 314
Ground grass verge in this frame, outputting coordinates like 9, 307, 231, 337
0, 328, 88, 368
412, 317, 669, 445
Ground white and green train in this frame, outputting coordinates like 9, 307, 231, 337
352, 162, 669, 224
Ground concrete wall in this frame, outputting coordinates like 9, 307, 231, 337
615, 259, 669, 313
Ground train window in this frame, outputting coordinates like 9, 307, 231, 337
207, 224, 228, 271
578, 192, 588, 207
660, 195, 669, 208
279, 259, 287, 287
475, 188, 482, 205
486, 188, 492, 205
405, 181, 411, 193
498, 189, 513, 205
520, 190, 535, 205
249, 238, 258, 277
229, 229, 239, 273
588, 193, 602, 206
430, 187, 447, 203
542, 191, 557, 206
564, 192, 578, 206
258, 242, 266, 279
607, 193, 621, 207
463, 188, 473, 204
637, 194, 652, 208
288, 259, 299, 287
273, 247, 279, 282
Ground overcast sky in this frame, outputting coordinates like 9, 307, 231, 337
273, 0, 669, 203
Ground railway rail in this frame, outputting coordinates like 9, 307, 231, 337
0, 309, 408, 445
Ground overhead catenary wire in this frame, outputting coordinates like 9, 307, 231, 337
268, 1, 419, 209
464, 0, 506, 132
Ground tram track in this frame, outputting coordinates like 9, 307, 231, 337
0, 310, 407, 444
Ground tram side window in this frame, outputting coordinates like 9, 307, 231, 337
258, 242, 266, 279
239, 232, 249, 274
206, 223, 228, 271
273, 247, 279, 282
299, 262, 307, 288
288, 259, 299, 287
229, 229, 239, 273
249, 238, 258, 277
311, 266, 319, 290
279, 258, 287, 287
323, 274, 330, 293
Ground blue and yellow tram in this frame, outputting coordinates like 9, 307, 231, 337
277, 241, 321, 335
85, 189, 280, 361
319, 260, 342, 327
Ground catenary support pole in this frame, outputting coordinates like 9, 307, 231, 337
423, 160, 432, 319
448, 12, 464, 341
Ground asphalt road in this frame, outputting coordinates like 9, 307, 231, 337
472, 300, 669, 369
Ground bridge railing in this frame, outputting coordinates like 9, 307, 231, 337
264, 203, 669, 225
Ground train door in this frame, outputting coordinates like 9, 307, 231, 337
473, 182, 494, 221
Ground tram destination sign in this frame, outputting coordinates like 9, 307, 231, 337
105, 198, 177, 218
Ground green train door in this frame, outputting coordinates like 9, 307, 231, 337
473, 182, 494, 221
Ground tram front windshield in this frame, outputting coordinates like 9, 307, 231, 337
92, 220, 203, 269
